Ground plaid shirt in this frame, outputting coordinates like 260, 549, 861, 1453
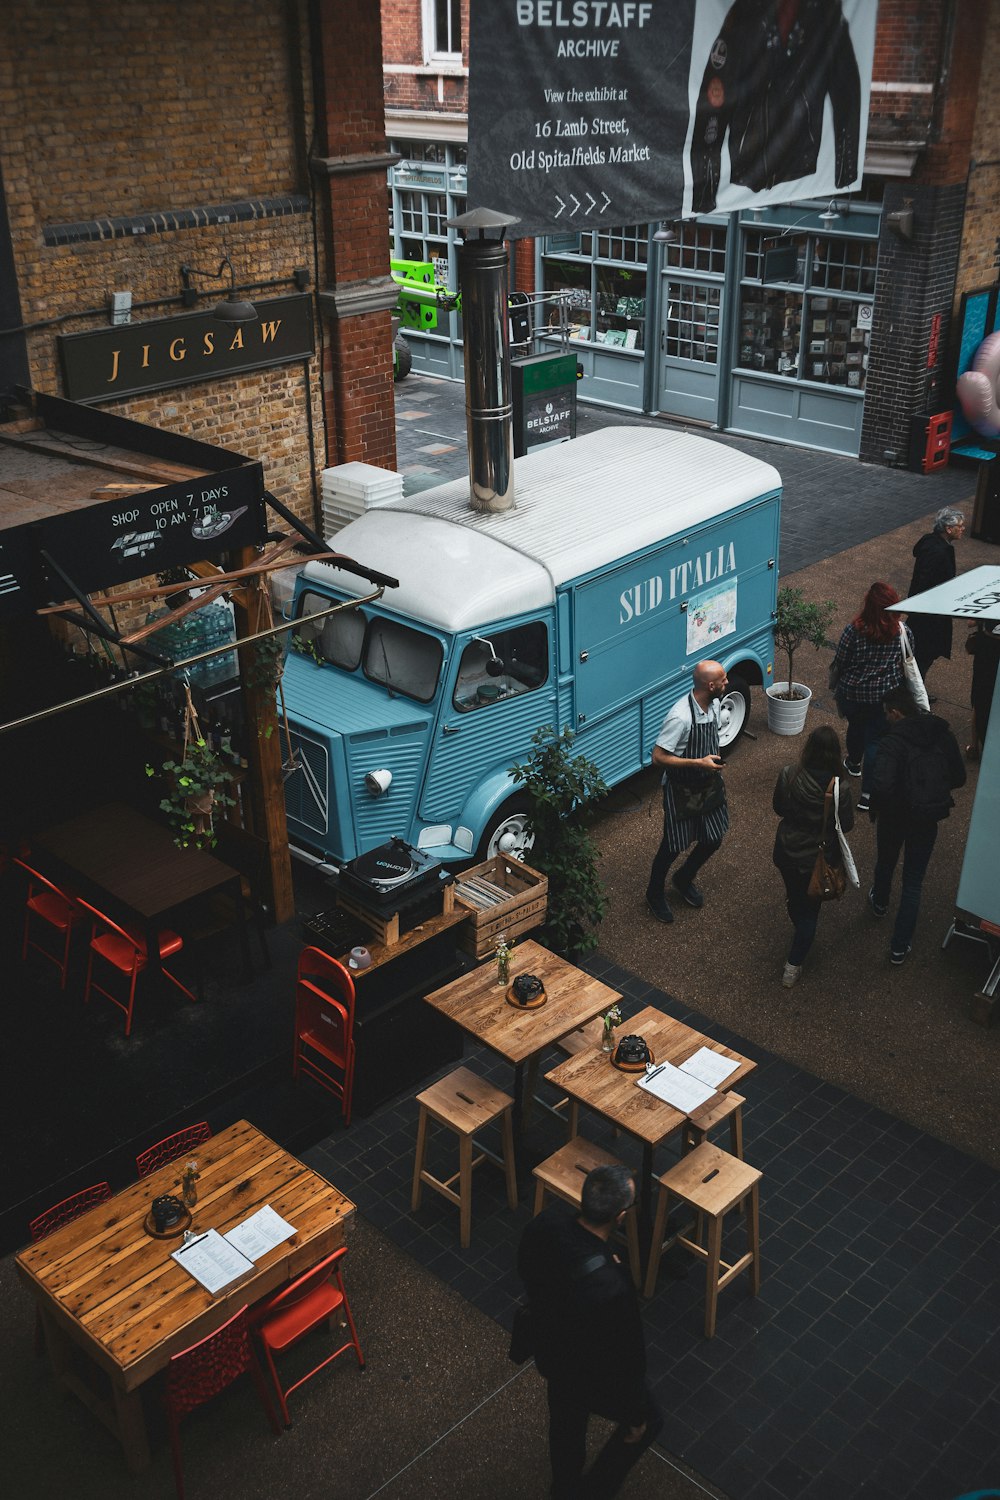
832, 622, 913, 704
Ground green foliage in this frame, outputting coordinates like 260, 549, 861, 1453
773, 586, 837, 700
146, 738, 236, 850
510, 726, 608, 958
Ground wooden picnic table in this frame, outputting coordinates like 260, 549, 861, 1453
15, 1119, 354, 1472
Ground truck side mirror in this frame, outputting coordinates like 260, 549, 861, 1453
486, 656, 505, 677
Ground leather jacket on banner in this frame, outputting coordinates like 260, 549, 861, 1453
690, 0, 862, 214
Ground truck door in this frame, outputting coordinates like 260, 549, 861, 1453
420, 620, 555, 824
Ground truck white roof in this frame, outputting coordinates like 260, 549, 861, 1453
304, 426, 780, 633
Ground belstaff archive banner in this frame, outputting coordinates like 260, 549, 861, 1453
468, 1, 877, 238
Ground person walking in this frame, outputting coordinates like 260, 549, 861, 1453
645, 659, 729, 924
772, 725, 855, 989
517, 1164, 662, 1500
868, 684, 966, 964
830, 582, 914, 813
907, 506, 966, 687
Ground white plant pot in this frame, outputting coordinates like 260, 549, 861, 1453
766, 681, 813, 736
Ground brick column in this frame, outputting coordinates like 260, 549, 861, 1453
310, 0, 399, 476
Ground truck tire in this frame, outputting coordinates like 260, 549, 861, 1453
478, 798, 535, 861
718, 674, 750, 752
393, 333, 412, 382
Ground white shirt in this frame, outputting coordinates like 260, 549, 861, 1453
655, 694, 721, 757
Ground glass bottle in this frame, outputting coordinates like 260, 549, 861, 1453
181, 1161, 199, 1209
495, 935, 511, 987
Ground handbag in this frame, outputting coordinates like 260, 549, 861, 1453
832, 778, 859, 889
807, 778, 847, 902
900, 627, 930, 712
671, 772, 725, 820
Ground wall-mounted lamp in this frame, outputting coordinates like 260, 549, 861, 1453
885, 207, 915, 241
653, 222, 677, 244
179, 257, 258, 324
818, 200, 843, 226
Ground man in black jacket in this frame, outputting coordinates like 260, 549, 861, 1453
517, 1165, 661, 1499
868, 685, 966, 964
906, 506, 966, 684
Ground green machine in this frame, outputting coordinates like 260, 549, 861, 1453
390, 258, 461, 381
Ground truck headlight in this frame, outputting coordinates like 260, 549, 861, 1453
365, 768, 392, 796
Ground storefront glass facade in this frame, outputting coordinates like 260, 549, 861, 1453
388, 139, 467, 379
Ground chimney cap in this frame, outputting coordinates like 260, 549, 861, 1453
447, 206, 519, 236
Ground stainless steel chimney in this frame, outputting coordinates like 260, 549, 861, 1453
448, 207, 519, 513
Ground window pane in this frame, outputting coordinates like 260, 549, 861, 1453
594, 225, 647, 264
743, 230, 806, 285
664, 281, 720, 364
803, 295, 870, 390
665, 222, 727, 276
453, 624, 548, 713
811, 237, 878, 294
364, 618, 442, 703
738, 288, 803, 377
435, 0, 461, 53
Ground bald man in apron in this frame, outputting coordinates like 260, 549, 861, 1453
645, 661, 730, 924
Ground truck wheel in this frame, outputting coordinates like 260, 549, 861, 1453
478, 798, 534, 861
718, 675, 750, 752
393, 333, 412, 382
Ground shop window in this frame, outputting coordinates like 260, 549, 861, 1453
738, 225, 874, 391
453, 623, 549, 714
803, 296, 871, 390
665, 222, 728, 276
664, 282, 721, 364
593, 226, 646, 265
811, 237, 878, 294
739, 288, 802, 377
541, 233, 647, 352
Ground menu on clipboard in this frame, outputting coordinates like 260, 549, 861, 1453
223, 1204, 296, 1261
171, 1229, 255, 1295
635, 1062, 715, 1112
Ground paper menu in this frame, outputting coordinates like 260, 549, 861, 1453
171, 1229, 254, 1295
636, 1063, 715, 1113
223, 1205, 296, 1261
679, 1046, 739, 1090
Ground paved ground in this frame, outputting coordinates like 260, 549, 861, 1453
4, 375, 997, 1500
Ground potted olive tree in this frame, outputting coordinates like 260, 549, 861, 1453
767, 586, 837, 736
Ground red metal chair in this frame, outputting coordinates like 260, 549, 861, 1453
292, 947, 357, 1125
12, 856, 83, 990
136, 1121, 212, 1179
250, 1247, 364, 1426
164, 1304, 281, 1500
29, 1182, 112, 1352
77, 896, 197, 1037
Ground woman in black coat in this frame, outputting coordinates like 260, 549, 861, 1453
907, 506, 965, 682
773, 724, 854, 989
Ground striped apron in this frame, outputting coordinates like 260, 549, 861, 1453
661, 694, 730, 850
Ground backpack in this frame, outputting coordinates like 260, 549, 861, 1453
903, 740, 954, 821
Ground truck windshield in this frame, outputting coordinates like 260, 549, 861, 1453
294, 590, 442, 702
363, 616, 442, 702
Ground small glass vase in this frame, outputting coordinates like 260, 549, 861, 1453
601, 1025, 615, 1053
182, 1164, 198, 1209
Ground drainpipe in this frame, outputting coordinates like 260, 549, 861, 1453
447, 207, 520, 513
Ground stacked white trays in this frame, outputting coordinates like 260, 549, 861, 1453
321, 463, 404, 538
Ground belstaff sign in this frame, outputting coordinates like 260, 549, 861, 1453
58, 294, 314, 404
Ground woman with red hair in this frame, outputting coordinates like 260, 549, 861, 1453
829, 582, 914, 812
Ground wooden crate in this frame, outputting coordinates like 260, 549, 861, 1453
336, 881, 454, 950
453, 857, 548, 959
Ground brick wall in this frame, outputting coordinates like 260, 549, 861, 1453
859, 182, 966, 466
0, 0, 395, 528
954, 0, 1000, 305
381, 0, 469, 117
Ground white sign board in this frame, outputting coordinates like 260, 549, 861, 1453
890, 565, 1000, 620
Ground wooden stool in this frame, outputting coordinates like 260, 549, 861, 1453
411, 1066, 518, 1248
532, 1136, 642, 1287
682, 1091, 745, 1158
643, 1142, 761, 1335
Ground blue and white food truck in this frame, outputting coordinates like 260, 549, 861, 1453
281, 426, 781, 869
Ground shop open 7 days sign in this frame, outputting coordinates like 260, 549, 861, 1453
468, 1, 876, 238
